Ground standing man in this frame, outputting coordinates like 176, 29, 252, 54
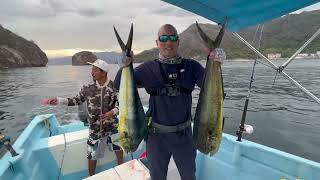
115, 24, 223, 180
46, 59, 123, 176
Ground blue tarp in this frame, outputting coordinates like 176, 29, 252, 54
162, 0, 320, 31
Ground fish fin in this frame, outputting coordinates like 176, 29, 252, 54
110, 133, 128, 155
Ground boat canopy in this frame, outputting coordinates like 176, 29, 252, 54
162, 0, 320, 31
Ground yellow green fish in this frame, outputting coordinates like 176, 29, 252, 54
193, 20, 226, 155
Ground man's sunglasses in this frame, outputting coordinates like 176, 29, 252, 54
158, 35, 179, 42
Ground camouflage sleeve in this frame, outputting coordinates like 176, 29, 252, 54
110, 81, 119, 114
66, 86, 86, 106
112, 91, 119, 114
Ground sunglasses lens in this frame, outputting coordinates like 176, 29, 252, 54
169, 35, 178, 42
159, 35, 169, 42
159, 35, 179, 42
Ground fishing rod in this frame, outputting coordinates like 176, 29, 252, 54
236, 25, 264, 141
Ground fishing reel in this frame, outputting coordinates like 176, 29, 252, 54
237, 124, 254, 134
236, 124, 254, 141
0, 134, 19, 157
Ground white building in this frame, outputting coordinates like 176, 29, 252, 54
267, 53, 281, 59
310, 53, 317, 58
295, 53, 309, 59
317, 51, 320, 58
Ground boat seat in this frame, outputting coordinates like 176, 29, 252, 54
85, 156, 181, 180
46, 129, 117, 176
48, 129, 89, 147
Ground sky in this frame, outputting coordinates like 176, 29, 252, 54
1, 0, 320, 58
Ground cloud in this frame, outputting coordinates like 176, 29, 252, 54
150, 3, 196, 17
77, 7, 103, 17
0, 0, 105, 21
1, 0, 319, 58
0, 0, 54, 19
45, 0, 74, 13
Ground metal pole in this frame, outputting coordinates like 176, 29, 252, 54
232, 32, 320, 104
281, 71, 320, 104
280, 27, 320, 70
232, 33, 278, 70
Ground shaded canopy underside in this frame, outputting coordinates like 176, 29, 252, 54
162, 0, 320, 31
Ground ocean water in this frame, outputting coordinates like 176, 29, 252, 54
0, 59, 319, 162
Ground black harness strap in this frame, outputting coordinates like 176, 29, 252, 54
145, 59, 193, 96
149, 119, 191, 134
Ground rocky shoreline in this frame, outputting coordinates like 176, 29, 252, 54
0, 25, 48, 68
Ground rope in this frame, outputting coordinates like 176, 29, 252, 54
43, 118, 52, 136
57, 133, 67, 180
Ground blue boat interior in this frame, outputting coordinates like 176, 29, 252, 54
1, 1, 320, 179
1, 114, 319, 180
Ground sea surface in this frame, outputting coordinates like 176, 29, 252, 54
0, 59, 319, 162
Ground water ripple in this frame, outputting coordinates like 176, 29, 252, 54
0, 60, 319, 161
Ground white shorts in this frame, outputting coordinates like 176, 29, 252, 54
87, 136, 121, 160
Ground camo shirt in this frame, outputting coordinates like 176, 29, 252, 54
65, 80, 119, 140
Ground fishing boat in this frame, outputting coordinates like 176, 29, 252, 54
1, 0, 320, 179
1, 112, 320, 180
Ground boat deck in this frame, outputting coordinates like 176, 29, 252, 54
1, 114, 319, 180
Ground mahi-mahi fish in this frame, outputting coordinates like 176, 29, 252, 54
193, 20, 227, 155
113, 24, 148, 153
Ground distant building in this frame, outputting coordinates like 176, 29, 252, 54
317, 51, 320, 58
267, 53, 281, 59
296, 53, 309, 58
310, 53, 317, 58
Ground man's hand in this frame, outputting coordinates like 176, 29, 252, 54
100, 111, 114, 123
47, 98, 58, 105
120, 51, 134, 67
205, 48, 226, 63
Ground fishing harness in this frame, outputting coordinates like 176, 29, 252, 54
145, 57, 193, 97
146, 57, 192, 134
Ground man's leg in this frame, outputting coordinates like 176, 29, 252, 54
88, 160, 98, 176
86, 137, 103, 176
172, 129, 196, 180
110, 136, 124, 165
147, 134, 172, 180
114, 149, 124, 165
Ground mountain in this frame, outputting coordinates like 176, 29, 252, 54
135, 10, 320, 61
48, 51, 121, 65
72, 51, 97, 65
95, 51, 121, 64
0, 25, 48, 68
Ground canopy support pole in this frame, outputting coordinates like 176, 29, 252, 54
280, 27, 320, 71
232, 32, 320, 104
